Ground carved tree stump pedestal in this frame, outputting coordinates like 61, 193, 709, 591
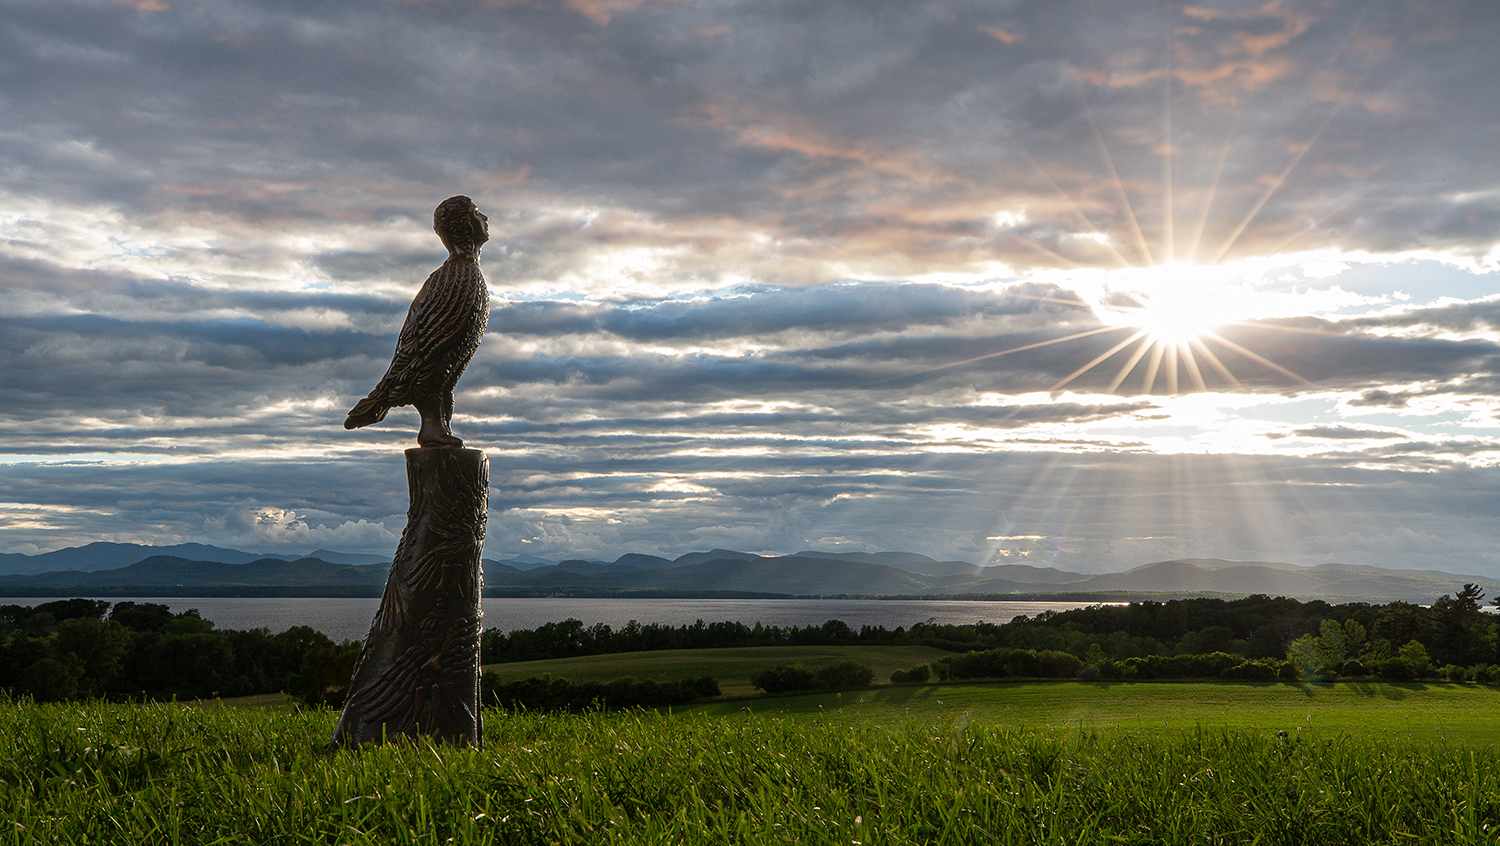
332, 447, 487, 748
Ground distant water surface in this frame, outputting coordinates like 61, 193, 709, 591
0, 597, 1117, 642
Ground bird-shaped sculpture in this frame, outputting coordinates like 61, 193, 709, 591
345, 195, 491, 447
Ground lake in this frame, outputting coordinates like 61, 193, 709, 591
0, 596, 1117, 642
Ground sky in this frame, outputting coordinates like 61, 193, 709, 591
2, 0, 1500, 575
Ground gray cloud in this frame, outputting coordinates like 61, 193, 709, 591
1290, 425, 1405, 440
3, 0, 1500, 578
5, 0, 1497, 270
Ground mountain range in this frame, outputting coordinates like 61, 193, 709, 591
0, 542, 388, 575
0, 543, 1494, 603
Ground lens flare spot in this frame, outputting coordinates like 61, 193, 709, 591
1096, 265, 1244, 345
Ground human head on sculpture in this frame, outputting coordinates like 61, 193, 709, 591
434, 195, 489, 258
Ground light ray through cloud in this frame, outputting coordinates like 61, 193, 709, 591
0, 0, 1496, 579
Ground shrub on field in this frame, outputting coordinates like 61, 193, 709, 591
19, 655, 84, 702
751, 661, 874, 692
1074, 665, 1101, 681
1472, 664, 1500, 684
750, 663, 817, 693
482, 673, 719, 712
1339, 659, 1368, 678
285, 637, 361, 707
1220, 659, 1282, 681
940, 647, 1082, 680
1377, 657, 1417, 681
889, 664, 931, 685
1123, 652, 1243, 680
814, 661, 874, 690
1443, 664, 1467, 683
1397, 640, 1432, 677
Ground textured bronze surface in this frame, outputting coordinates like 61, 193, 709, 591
345, 195, 490, 448
331, 447, 487, 748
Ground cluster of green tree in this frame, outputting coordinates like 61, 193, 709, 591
748, 661, 875, 694
991, 587, 1497, 671
887, 638, 1500, 685
895, 648, 1280, 682
480, 618, 896, 663
0, 599, 359, 705
481, 674, 720, 712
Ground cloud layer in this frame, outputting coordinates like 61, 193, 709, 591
2, 0, 1499, 575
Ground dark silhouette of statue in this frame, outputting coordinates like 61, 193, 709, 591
345, 195, 491, 447
332, 196, 492, 749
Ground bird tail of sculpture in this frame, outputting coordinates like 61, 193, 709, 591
345, 392, 391, 429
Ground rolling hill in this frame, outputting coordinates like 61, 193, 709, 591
0, 543, 1493, 602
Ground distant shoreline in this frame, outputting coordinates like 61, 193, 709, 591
0, 586, 1417, 603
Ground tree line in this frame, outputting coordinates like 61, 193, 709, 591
5, 586, 1497, 704
0, 599, 358, 704
482, 586, 1500, 680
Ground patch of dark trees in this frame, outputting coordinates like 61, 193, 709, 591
481, 618, 919, 663
0, 599, 359, 705
749, 661, 875, 694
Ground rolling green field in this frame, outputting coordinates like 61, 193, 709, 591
694, 679, 1500, 744
482, 644, 954, 696
7, 687, 1500, 844
484, 645, 1500, 744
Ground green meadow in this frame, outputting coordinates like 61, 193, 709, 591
6, 678, 1500, 843
695, 679, 1500, 744
486, 644, 1500, 744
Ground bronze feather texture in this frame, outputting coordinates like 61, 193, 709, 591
345, 195, 490, 447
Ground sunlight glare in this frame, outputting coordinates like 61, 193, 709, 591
1095, 264, 1246, 345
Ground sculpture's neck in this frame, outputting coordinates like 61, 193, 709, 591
448, 247, 481, 264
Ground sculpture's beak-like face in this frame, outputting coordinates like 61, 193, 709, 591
470, 206, 490, 247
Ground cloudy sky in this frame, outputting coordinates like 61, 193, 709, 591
3, 0, 1500, 575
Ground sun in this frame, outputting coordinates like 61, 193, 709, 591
1103, 291, 1227, 346
1037, 263, 1312, 395
1094, 264, 1244, 341
868, 262, 1311, 395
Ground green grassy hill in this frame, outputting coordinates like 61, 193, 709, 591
481, 645, 1500, 745
10, 687, 1500, 843
690, 679, 1500, 743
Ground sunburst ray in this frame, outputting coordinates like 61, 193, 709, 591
1162, 38, 1175, 264
1106, 335, 1156, 394
1083, 97, 1154, 267
1201, 330, 1314, 386
1179, 342, 1207, 392
1141, 340, 1166, 394
864, 325, 1127, 388
1002, 127, 1136, 269
1050, 329, 1149, 392
1188, 337, 1242, 389
1186, 110, 1239, 264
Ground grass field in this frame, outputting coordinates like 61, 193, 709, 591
483, 645, 1500, 745
482, 644, 954, 696
692, 678, 1500, 744
6, 689, 1500, 844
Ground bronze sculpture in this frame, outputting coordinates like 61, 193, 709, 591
345, 194, 491, 447
333, 196, 492, 748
